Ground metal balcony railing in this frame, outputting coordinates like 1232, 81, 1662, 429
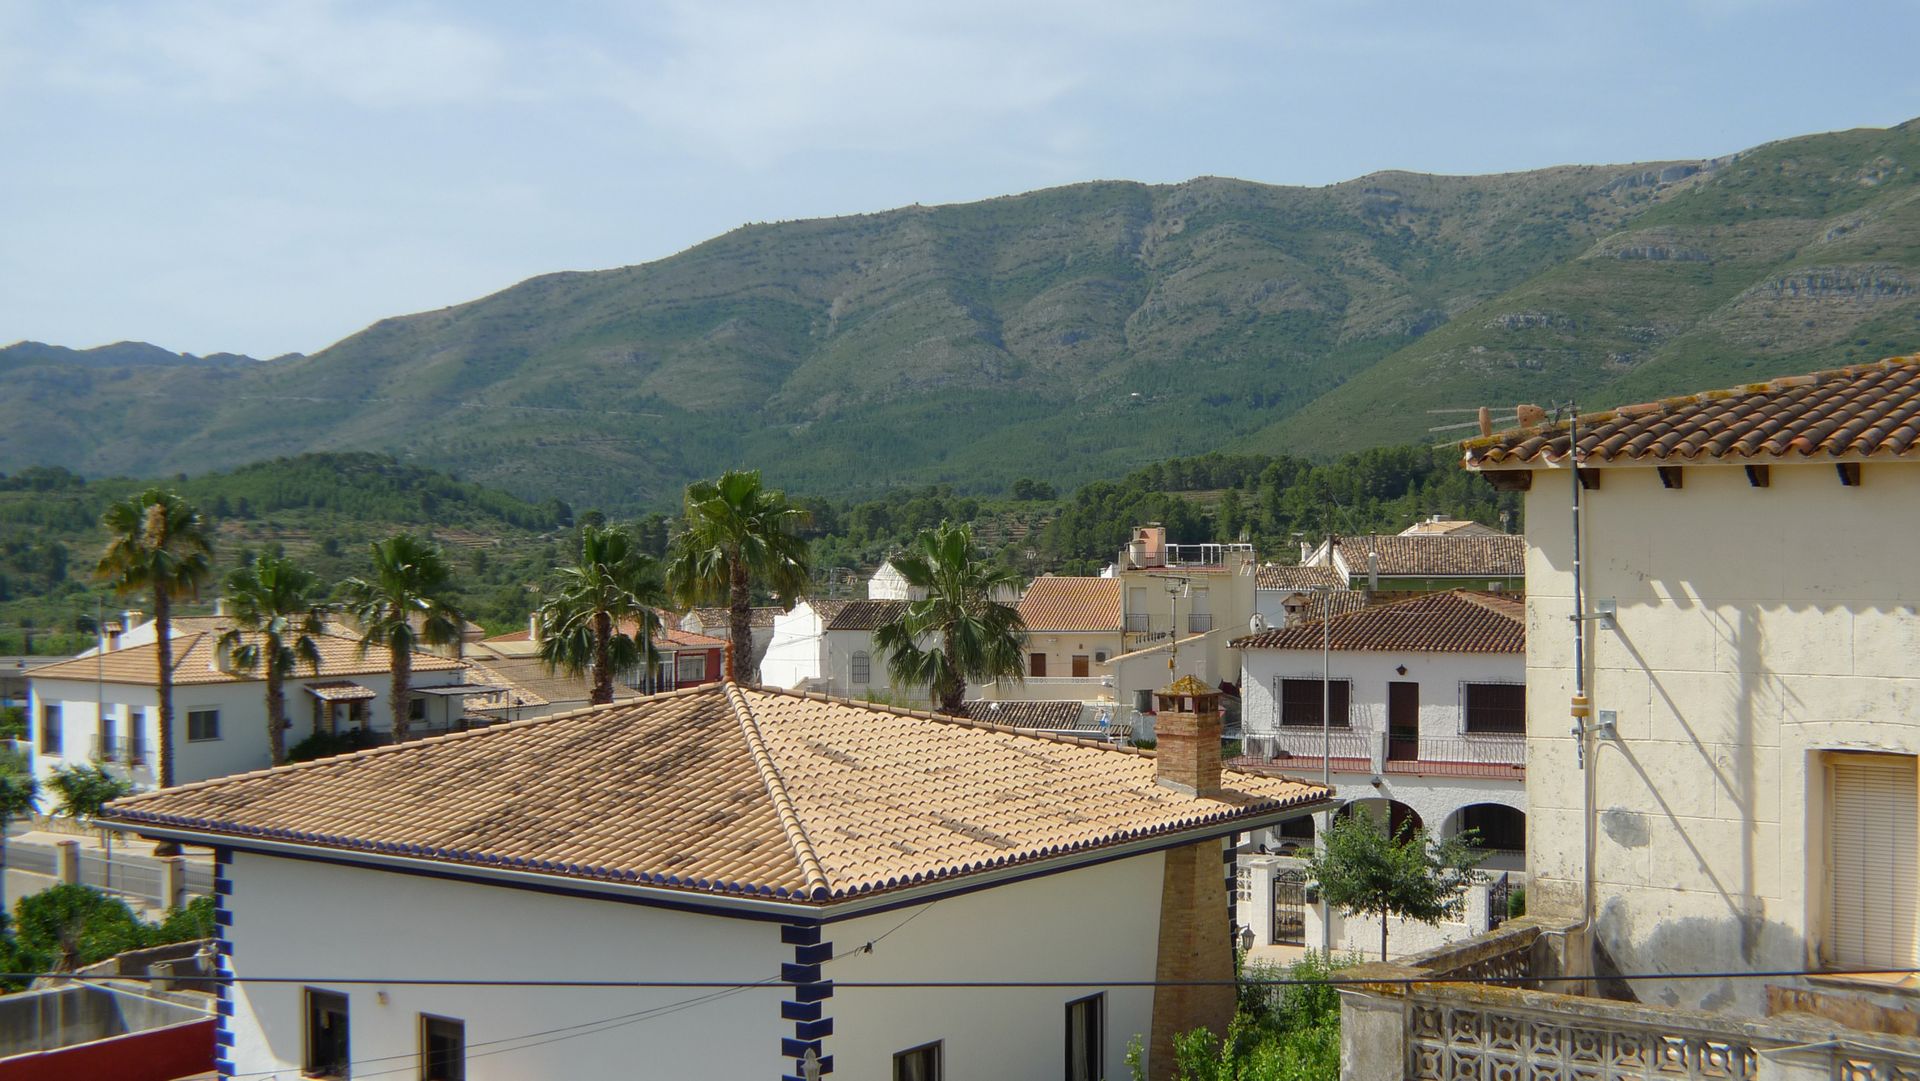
1123, 613, 1150, 633
1187, 613, 1213, 633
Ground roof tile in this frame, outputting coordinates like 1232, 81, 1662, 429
1234, 590, 1524, 654
104, 684, 1327, 905
1017, 577, 1121, 631
1465, 356, 1920, 467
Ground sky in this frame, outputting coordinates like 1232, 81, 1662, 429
3, 0, 1918, 359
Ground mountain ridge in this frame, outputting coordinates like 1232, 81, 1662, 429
4, 119, 1916, 510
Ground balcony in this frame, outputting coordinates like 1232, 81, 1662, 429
1187, 612, 1214, 633
1123, 613, 1151, 634
90, 735, 145, 766
1238, 729, 1525, 779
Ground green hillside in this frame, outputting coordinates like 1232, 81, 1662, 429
4, 119, 1918, 510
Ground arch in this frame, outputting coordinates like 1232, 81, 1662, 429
1339, 798, 1424, 839
1450, 803, 1527, 857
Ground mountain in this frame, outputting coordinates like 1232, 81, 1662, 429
4, 119, 1917, 510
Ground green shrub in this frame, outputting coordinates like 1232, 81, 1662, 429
1508, 886, 1527, 919
287, 729, 379, 763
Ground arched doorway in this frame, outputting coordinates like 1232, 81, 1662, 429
1340, 798, 1424, 839
1452, 803, 1526, 870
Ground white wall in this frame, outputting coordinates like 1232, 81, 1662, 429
222, 844, 1176, 1080
29, 666, 470, 790
825, 851, 1165, 1080
222, 853, 778, 1080
1240, 647, 1523, 759
760, 604, 827, 689
1520, 459, 1920, 1013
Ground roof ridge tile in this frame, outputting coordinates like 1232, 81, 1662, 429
723, 682, 833, 900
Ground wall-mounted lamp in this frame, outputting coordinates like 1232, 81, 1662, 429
1395, 665, 1407, 676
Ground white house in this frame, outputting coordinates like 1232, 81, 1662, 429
27, 623, 477, 789
1252, 564, 1364, 630
1228, 590, 1526, 956
1462, 356, 1920, 1017
1300, 531, 1525, 597
678, 606, 785, 676
103, 679, 1330, 1081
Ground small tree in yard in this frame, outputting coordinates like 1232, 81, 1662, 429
0, 765, 38, 911
47, 765, 133, 822
1305, 810, 1486, 961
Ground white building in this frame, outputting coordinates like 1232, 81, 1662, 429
677, 606, 785, 676
759, 599, 929, 703
104, 680, 1329, 1081
27, 622, 477, 789
1228, 590, 1526, 956
1252, 564, 1364, 630
1463, 356, 1920, 1016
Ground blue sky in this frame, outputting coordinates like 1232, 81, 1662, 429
3, 0, 1917, 358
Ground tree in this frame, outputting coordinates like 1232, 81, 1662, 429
337, 534, 464, 744
537, 524, 664, 705
0, 763, 37, 912
219, 554, 328, 765
96, 488, 214, 788
665, 470, 811, 682
1305, 810, 1486, 960
872, 522, 1027, 713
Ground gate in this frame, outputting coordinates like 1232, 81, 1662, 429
1488, 872, 1512, 929
1272, 868, 1307, 946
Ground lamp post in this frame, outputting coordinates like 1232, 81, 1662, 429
1317, 583, 1333, 955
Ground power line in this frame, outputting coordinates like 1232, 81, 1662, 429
37, 966, 1920, 990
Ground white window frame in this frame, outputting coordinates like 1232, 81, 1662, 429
676, 653, 707, 685
1458, 680, 1526, 735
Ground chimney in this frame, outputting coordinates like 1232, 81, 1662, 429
1147, 674, 1235, 1080
528, 612, 541, 641
1367, 550, 1380, 595
1153, 675, 1223, 798
214, 597, 227, 617
124, 609, 143, 631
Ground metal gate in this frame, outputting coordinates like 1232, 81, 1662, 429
1272, 868, 1307, 946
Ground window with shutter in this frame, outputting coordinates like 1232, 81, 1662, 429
1828, 753, 1919, 969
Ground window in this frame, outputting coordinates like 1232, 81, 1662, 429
1463, 683, 1526, 734
1827, 752, 1918, 968
1071, 655, 1090, 678
1030, 652, 1047, 677
39, 704, 61, 755
187, 709, 220, 742
99, 710, 118, 760
1279, 679, 1350, 728
128, 710, 146, 765
348, 699, 371, 728
408, 696, 426, 722
421, 1014, 464, 1081
677, 653, 708, 684
1066, 994, 1103, 1081
850, 651, 870, 685
305, 988, 350, 1078
894, 1042, 941, 1081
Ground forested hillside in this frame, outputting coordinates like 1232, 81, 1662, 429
7, 119, 1916, 511
0, 445, 1512, 653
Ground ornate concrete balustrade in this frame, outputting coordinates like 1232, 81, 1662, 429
1338, 920, 1920, 1080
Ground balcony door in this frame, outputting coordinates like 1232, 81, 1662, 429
1387, 681, 1419, 761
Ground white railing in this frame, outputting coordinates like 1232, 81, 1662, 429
1163, 542, 1254, 567
1248, 728, 1374, 762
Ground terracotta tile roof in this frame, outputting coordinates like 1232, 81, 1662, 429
458, 653, 626, 709
1256, 565, 1343, 591
1464, 357, 1920, 467
1282, 589, 1373, 622
803, 599, 852, 626
952, 700, 1086, 730
824, 600, 908, 632
1399, 518, 1504, 537
683, 607, 783, 631
1233, 590, 1524, 654
1018, 577, 1121, 631
1329, 534, 1524, 578
104, 683, 1328, 906
28, 631, 465, 687
304, 681, 379, 702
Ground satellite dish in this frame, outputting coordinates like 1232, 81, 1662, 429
1248, 613, 1269, 634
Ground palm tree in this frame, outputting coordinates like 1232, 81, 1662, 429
219, 554, 328, 765
336, 534, 463, 744
665, 470, 811, 682
873, 522, 1027, 713
95, 489, 213, 789
537, 524, 666, 704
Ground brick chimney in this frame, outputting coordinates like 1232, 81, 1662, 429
1154, 675, 1223, 798
1148, 675, 1235, 1080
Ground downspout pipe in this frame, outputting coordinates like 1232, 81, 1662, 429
1565, 407, 1599, 978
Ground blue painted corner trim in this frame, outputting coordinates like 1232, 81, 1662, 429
781, 923, 833, 1078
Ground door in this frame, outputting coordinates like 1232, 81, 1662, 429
1030, 653, 1047, 677
1272, 868, 1307, 946
1072, 655, 1090, 678
1388, 681, 1419, 761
